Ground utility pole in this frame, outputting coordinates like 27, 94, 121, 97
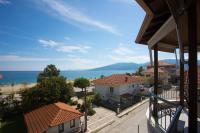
84, 87, 87, 132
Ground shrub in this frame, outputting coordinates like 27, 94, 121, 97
93, 93, 101, 104
88, 107, 96, 116
77, 103, 81, 110
69, 100, 78, 106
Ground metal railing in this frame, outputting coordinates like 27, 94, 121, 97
158, 86, 180, 101
149, 86, 183, 132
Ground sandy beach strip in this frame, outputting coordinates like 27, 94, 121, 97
0, 83, 36, 94
0, 79, 94, 94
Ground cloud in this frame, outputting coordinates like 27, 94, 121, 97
38, 39, 61, 47
110, 43, 150, 63
56, 45, 91, 53
0, 55, 51, 62
0, 0, 10, 5
0, 55, 97, 70
109, 54, 150, 63
114, 47, 133, 55
0, 55, 72, 62
39, 39, 91, 53
36, 0, 120, 35
64, 36, 71, 41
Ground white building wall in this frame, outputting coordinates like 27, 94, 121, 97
46, 118, 81, 133
117, 84, 139, 95
94, 85, 109, 100
94, 83, 140, 102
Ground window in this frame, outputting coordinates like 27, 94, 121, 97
109, 87, 114, 94
70, 119, 75, 128
58, 123, 64, 133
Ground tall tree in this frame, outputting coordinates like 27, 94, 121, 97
74, 78, 90, 92
21, 65, 73, 111
135, 66, 144, 76
37, 64, 60, 82
74, 77, 90, 132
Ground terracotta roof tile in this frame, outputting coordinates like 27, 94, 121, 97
142, 67, 166, 73
24, 102, 83, 133
92, 74, 143, 86
147, 61, 175, 68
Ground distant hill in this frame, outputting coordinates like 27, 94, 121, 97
89, 59, 200, 71
90, 63, 140, 71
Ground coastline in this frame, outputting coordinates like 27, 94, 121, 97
0, 83, 37, 94
0, 79, 94, 94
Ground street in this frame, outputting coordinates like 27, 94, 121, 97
97, 102, 149, 133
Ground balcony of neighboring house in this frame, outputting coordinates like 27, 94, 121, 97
135, 0, 199, 132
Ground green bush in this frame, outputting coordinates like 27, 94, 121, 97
93, 93, 101, 104
69, 100, 78, 105
77, 103, 81, 110
88, 107, 96, 116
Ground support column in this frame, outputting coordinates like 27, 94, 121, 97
179, 55, 184, 106
188, 0, 197, 132
153, 44, 158, 120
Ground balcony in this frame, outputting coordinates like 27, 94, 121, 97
147, 87, 200, 133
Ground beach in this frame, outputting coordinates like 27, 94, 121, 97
0, 79, 94, 94
0, 83, 36, 94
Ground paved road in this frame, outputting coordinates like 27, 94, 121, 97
98, 102, 149, 133
87, 106, 117, 132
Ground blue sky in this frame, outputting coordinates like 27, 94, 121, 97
0, 0, 176, 71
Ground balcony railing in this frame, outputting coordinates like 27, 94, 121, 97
158, 86, 180, 101
149, 86, 183, 133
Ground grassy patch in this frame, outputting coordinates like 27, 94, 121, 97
1, 114, 26, 133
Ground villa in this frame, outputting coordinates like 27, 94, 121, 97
142, 61, 177, 85
146, 61, 177, 76
24, 102, 83, 133
93, 74, 143, 103
142, 67, 169, 85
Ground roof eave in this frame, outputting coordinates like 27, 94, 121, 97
135, 0, 154, 44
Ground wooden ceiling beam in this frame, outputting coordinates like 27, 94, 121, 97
148, 16, 176, 48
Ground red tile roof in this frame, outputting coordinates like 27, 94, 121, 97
24, 102, 83, 133
142, 67, 167, 73
93, 74, 143, 86
147, 61, 176, 68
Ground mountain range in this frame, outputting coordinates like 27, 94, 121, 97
89, 59, 199, 71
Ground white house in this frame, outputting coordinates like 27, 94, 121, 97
24, 102, 84, 133
93, 74, 143, 103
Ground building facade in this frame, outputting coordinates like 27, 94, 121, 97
24, 102, 84, 133
93, 74, 143, 103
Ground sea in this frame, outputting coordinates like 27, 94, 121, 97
0, 70, 135, 85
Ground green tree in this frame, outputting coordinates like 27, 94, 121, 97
21, 65, 74, 112
135, 66, 144, 76
100, 75, 105, 78
93, 93, 101, 104
37, 64, 60, 82
74, 77, 90, 92
74, 77, 90, 132
144, 77, 154, 85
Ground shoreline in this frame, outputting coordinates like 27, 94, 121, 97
0, 79, 94, 94
0, 83, 37, 94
